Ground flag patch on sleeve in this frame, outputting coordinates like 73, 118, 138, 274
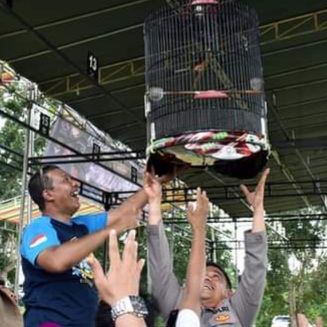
29, 234, 47, 248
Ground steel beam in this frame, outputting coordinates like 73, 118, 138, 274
0, 0, 150, 39
260, 8, 327, 45
1, 6, 146, 130
269, 98, 327, 211
3, 8, 326, 98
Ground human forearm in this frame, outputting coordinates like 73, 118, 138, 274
182, 189, 208, 313
232, 231, 267, 304
147, 223, 182, 318
251, 206, 265, 233
116, 314, 146, 327
37, 228, 110, 272
148, 199, 162, 225
108, 189, 147, 231
182, 228, 206, 313
241, 168, 269, 233
143, 171, 162, 225
230, 231, 267, 327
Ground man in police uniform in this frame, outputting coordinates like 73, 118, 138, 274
146, 169, 269, 327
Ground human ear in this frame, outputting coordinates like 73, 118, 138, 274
226, 289, 234, 298
42, 189, 54, 202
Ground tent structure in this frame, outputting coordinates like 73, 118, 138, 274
0, 0, 327, 217
1, 1, 327, 299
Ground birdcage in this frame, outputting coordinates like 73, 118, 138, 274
144, 0, 269, 179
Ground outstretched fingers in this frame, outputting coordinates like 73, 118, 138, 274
109, 230, 121, 266
137, 258, 145, 275
196, 187, 209, 206
240, 184, 250, 198
122, 229, 138, 265
89, 256, 105, 289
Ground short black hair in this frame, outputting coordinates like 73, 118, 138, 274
206, 261, 232, 289
28, 165, 60, 211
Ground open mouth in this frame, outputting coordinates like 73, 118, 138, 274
203, 284, 214, 291
71, 190, 79, 198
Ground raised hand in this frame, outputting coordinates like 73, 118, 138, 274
240, 168, 270, 232
187, 187, 209, 232
144, 172, 162, 204
90, 229, 145, 306
240, 168, 270, 211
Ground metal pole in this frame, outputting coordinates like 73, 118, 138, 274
14, 89, 33, 295
26, 116, 35, 225
234, 218, 238, 288
210, 227, 217, 262
170, 223, 175, 268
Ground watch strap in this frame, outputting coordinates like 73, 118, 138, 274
111, 295, 148, 321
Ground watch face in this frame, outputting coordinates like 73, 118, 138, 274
130, 296, 148, 316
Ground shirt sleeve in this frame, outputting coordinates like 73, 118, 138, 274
20, 217, 61, 266
176, 309, 200, 327
230, 230, 268, 327
72, 212, 107, 233
147, 221, 183, 320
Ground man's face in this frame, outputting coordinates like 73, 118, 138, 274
200, 265, 229, 306
44, 169, 80, 216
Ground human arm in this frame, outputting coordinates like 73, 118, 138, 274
106, 167, 179, 233
240, 168, 269, 233
144, 172, 162, 225
90, 229, 146, 327
180, 188, 209, 315
36, 226, 113, 273
231, 169, 269, 327
107, 189, 146, 232
144, 173, 183, 319
230, 229, 268, 326
29, 210, 135, 273
20, 217, 113, 273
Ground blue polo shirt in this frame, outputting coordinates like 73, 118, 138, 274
20, 213, 107, 327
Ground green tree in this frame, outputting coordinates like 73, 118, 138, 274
0, 82, 46, 285
256, 227, 290, 327
0, 87, 27, 200
256, 207, 327, 327
0, 86, 27, 285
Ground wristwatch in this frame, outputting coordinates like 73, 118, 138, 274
111, 295, 148, 321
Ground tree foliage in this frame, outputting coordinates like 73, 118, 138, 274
0, 88, 26, 200
256, 207, 327, 326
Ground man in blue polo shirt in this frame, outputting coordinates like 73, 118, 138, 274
20, 165, 150, 327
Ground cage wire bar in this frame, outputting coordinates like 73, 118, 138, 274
144, 0, 269, 179
145, 0, 265, 136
